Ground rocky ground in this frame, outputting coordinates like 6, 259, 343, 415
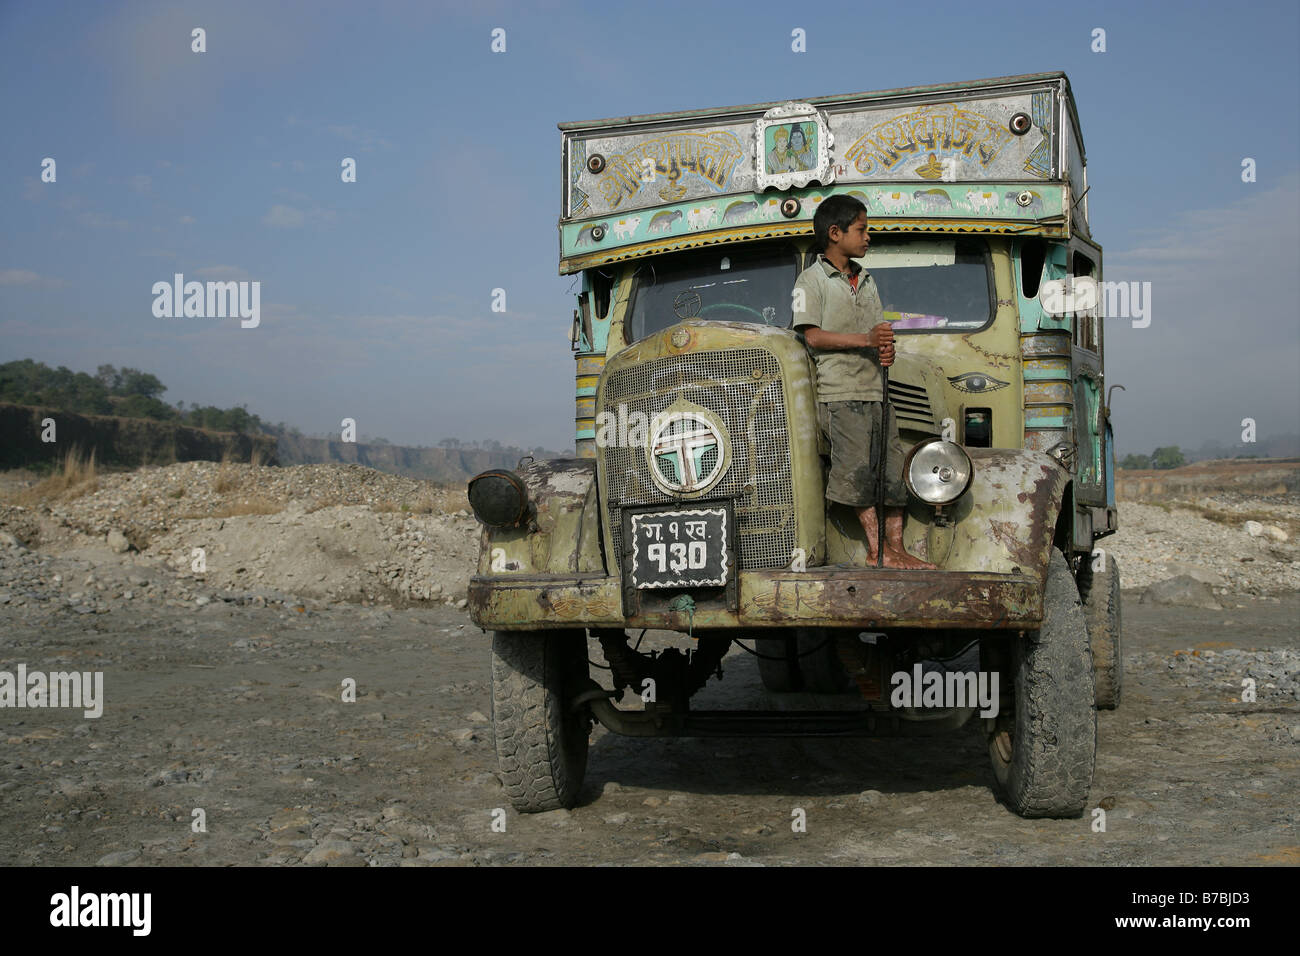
0, 462, 481, 607
0, 461, 1296, 866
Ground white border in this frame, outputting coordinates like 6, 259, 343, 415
629, 506, 729, 589
754, 103, 835, 192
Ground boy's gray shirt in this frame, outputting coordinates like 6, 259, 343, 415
793, 253, 885, 402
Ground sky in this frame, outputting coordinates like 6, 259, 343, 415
2, 0, 1298, 457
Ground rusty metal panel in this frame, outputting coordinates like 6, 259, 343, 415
1023, 380, 1073, 405
1020, 332, 1071, 357
468, 568, 1041, 631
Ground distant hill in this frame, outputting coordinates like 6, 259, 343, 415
0, 358, 572, 484
0, 402, 276, 470
274, 434, 568, 484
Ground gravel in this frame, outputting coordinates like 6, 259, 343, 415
1106, 495, 1300, 597
0, 462, 1295, 867
0, 462, 481, 612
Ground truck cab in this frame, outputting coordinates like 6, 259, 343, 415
467, 71, 1121, 819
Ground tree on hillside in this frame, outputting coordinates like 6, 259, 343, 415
95, 364, 120, 389
0, 359, 113, 414
116, 368, 167, 399
117, 394, 178, 420
1151, 446, 1186, 470
1118, 453, 1151, 470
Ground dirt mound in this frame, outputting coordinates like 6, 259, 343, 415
1, 461, 480, 607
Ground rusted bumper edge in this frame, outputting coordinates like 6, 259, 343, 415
468, 569, 1042, 631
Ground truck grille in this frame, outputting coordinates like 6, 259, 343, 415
602, 348, 796, 571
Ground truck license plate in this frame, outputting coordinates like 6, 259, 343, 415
629, 507, 728, 589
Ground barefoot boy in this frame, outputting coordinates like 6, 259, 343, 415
793, 195, 935, 569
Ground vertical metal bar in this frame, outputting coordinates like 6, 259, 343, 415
876, 367, 888, 568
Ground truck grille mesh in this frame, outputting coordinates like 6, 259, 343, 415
602, 348, 796, 571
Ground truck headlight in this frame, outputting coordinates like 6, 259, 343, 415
904, 439, 973, 505
467, 470, 530, 527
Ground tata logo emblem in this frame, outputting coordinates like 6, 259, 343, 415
648, 411, 728, 495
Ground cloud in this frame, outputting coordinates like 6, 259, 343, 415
130, 174, 152, 192
262, 204, 305, 228
77, 211, 130, 230
99, 5, 322, 133
0, 269, 69, 288
193, 265, 251, 279
261, 197, 336, 228
325, 124, 395, 151
1106, 170, 1300, 451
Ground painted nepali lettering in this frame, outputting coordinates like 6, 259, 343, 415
844, 105, 1016, 176
598, 131, 746, 209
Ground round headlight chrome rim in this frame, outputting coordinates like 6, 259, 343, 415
903, 438, 973, 505
467, 469, 530, 528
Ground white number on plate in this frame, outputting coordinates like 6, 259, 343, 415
646, 536, 708, 574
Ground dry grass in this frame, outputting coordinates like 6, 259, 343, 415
304, 494, 343, 514
149, 441, 179, 467
419, 483, 471, 514
1175, 499, 1299, 536
370, 486, 464, 515
181, 496, 283, 519
9, 447, 99, 504
212, 448, 240, 494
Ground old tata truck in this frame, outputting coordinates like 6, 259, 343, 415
466, 71, 1121, 819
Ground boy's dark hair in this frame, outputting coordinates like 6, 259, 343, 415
813, 194, 868, 250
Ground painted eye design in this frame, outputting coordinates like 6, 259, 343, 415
947, 372, 1009, 393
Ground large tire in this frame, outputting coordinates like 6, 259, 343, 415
490, 630, 590, 812
986, 549, 1097, 818
1078, 553, 1123, 709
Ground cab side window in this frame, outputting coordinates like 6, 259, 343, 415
1072, 251, 1098, 352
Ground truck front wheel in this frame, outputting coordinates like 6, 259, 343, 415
490, 630, 591, 812
985, 549, 1097, 818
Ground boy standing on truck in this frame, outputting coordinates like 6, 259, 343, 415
793, 195, 935, 570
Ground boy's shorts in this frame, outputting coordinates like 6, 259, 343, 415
817, 400, 908, 508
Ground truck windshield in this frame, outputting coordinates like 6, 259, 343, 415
626, 236, 992, 342
627, 243, 798, 342
864, 237, 993, 333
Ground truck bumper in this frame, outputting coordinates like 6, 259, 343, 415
468, 568, 1042, 631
